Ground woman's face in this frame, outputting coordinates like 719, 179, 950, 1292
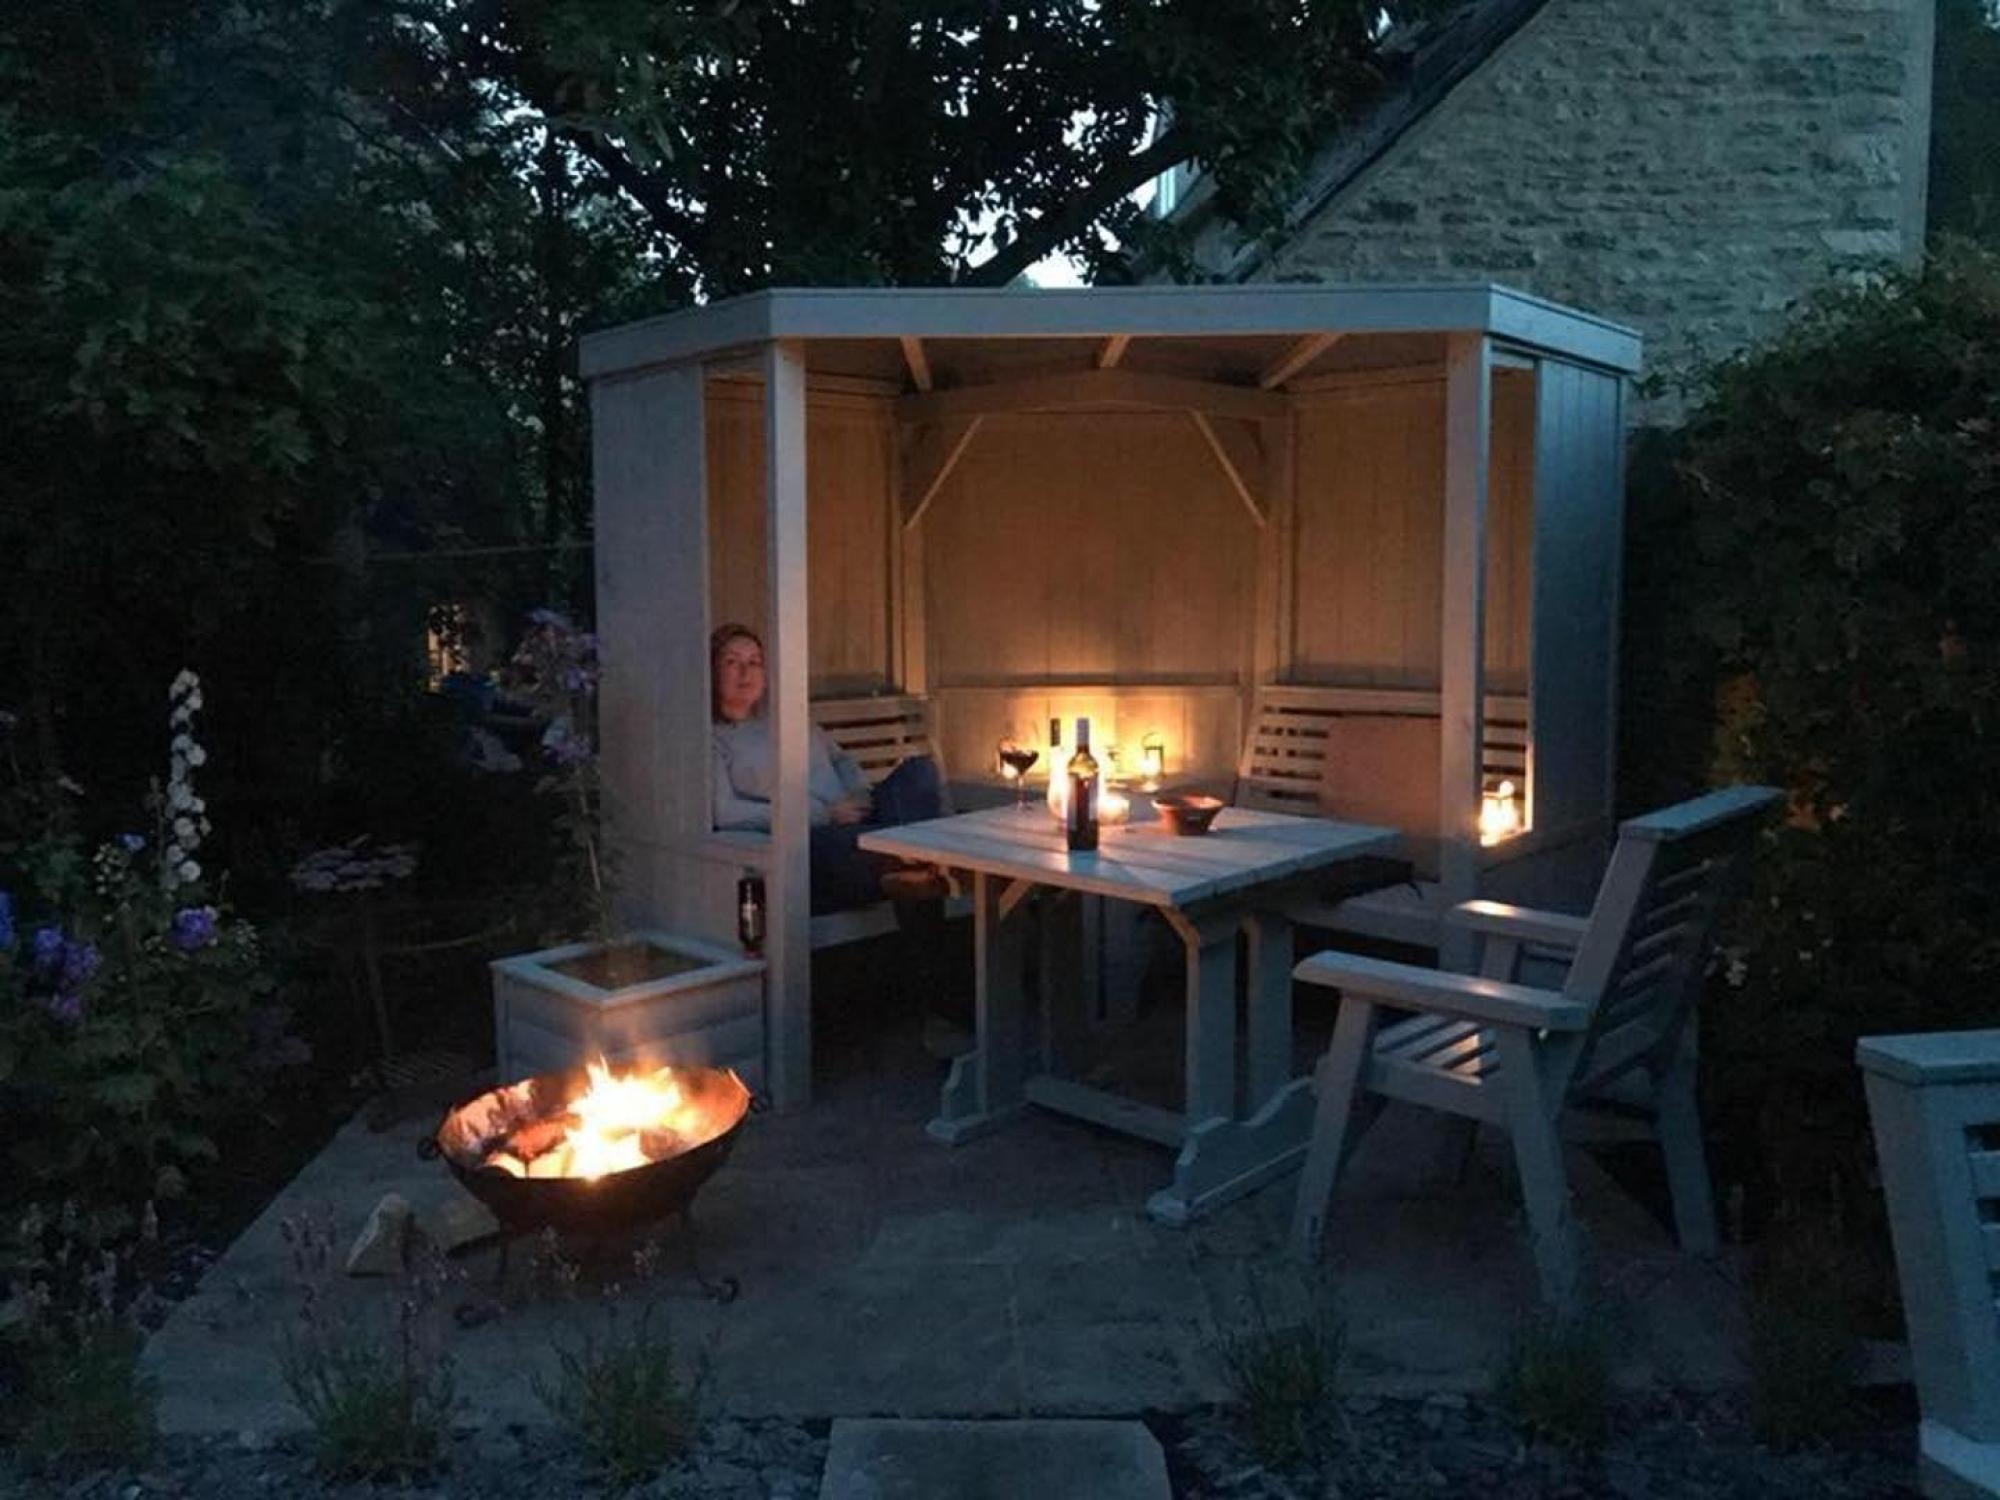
715, 637, 766, 721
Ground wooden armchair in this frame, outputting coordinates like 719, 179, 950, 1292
1289, 784, 1782, 1310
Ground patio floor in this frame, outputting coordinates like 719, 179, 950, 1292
142, 1008, 1748, 1437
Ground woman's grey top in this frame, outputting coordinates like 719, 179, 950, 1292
712, 717, 871, 831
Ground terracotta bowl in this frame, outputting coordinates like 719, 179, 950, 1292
1153, 792, 1225, 836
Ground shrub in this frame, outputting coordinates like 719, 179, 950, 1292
1493, 1308, 1611, 1454
1213, 1274, 1346, 1467
1623, 244, 2000, 1234
277, 1211, 458, 1479
1744, 1225, 1865, 1448
0, 1223, 158, 1473
535, 1296, 707, 1482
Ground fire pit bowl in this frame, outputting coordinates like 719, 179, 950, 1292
420, 1061, 752, 1240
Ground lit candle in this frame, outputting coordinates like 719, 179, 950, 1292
1099, 787, 1131, 826
1140, 732, 1165, 788
1478, 779, 1524, 846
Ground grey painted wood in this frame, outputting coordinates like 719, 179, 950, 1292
1861, 1032, 2000, 1449
579, 284, 1642, 382
1531, 360, 1625, 839
859, 806, 1395, 911
1291, 785, 1779, 1310
592, 364, 712, 935
1438, 335, 1494, 970
765, 341, 813, 1111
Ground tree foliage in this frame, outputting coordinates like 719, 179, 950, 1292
403, 0, 1457, 293
1931, 0, 2000, 245
1624, 246, 2000, 1228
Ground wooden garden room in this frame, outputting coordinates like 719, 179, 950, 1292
579, 284, 1639, 1115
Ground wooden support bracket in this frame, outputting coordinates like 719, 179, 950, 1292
1189, 412, 1269, 527
900, 416, 983, 529
1096, 334, 1131, 369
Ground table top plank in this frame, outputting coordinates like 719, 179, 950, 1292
860, 805, 1397, 910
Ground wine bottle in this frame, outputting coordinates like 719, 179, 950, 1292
736, 871, 766, 955
1065, 716, 1099, 852
1045, 716, 1066, 820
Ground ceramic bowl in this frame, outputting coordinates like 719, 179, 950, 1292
1152, 792, 1224, 836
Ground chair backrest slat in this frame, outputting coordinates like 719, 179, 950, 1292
1562, 785, 1782, 1094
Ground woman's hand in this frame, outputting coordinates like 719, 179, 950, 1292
828, 793, 872, 825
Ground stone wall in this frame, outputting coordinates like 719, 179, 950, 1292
1194, 0, 1937, 422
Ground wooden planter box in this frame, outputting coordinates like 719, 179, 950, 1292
492, 930, 765, 1091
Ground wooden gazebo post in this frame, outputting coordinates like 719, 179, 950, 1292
763, 340, 814, 1111
1438, 332, 1493, 973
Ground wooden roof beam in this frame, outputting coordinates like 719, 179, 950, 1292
899, 335, 933, 392
1096, 334, 1131, 369
1259, 332, 1344, 389
898, 367, 1285, 426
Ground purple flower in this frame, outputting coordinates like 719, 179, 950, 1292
529, 608, 566, 627
0, 890, 12, 951
169, 905, 220, 952
45, 990, 84, 1026
31, 926, 64, 972
118, 833, 146, 853
58, 939, 100, 993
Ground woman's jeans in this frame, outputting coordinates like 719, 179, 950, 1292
809, 756, 948, 915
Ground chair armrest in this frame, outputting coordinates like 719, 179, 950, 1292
1293, 950, 1591, 1032
1444, 900, 1590, 951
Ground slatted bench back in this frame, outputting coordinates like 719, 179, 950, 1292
814, 694, 942, 785
1236, 685, 1529, 820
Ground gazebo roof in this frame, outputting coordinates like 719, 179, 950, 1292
578, 282, 1642, 385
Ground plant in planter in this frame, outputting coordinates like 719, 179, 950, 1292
489, 613, 765, 1088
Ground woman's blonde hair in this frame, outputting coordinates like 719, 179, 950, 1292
709, 622, 764, 721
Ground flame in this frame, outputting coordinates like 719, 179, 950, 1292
487, 1057, 710, 1182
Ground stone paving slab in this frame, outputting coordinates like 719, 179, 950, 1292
142, 1018, 1746, 1436
818, 1419, 1170, 1500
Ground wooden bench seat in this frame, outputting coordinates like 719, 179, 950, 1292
1234, 684, 1530, 947
808, 694, 966, 948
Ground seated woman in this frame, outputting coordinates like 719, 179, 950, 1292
709, 623, 948, 914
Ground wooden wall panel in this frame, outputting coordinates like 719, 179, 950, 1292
933, 684, 1243, 790
705, 383, 894, 694
1290, 380, 1445, 686
1485, 369, 1536, 695
922, 412, 1258, 690
1288, 374, 1534, 694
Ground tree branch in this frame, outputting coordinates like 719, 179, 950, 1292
958, 128, 1192, 288
557, 125, 709, 266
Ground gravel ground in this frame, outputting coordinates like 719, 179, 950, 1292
4, 1389, 1921, 1499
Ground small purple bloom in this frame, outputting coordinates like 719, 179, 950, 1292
0, 890, 12, 951
169, 906, 220, 952
118, 833, 145, 853
529, 607, 565, 627
58, 939, 100, 993
31, 926, 64, 972
45, 990, 84, 1026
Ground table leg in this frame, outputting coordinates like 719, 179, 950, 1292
1039, 890, 1090, 1076
1244, 909, 1294, 1116
1147, 905, 1315, 1226
928, 870, 1031, 1145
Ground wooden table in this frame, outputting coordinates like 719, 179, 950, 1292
860, 804, 1396, 1223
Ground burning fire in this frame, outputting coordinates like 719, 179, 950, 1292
484, 1058, 709, 1182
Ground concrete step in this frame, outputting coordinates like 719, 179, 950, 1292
819, 1418, 1170, 1500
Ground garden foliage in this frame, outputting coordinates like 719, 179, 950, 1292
1624, 245, 2000, 1231
0, 674, 300, 1254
